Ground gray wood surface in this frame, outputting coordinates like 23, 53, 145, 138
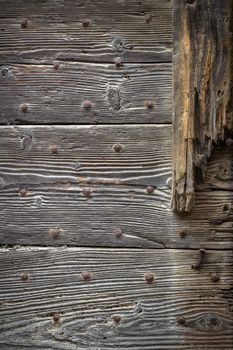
0, 0, 172, 64
0, 63, 172, 125
0, 247, 232, 350
0, 126, 232, 249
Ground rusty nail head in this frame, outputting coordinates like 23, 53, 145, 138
21, 272, 29, 282
113, 143, 123, 152
144, 272, 155, 284
49, 228, 60, 239
210, 272, 220, 282
49, 144, 59, 154
53, 62, 60, 70
114, 227, 123, 238
82, 187, 92, 197
145, 100, 154, 109
53, 313, 60, 322
82, 19, 90, 27
145, 14, 152, 23
21, 19, 29, 28
111, 314, 121, 324
176, 316, 186, 325
178, 230, 186, 238
82, 100, 92, 109
19, 186, 27, 197
146, 185, 154, 194
80, 271, 91, 281
20, 103, 29, 113
114, 57, 122, 68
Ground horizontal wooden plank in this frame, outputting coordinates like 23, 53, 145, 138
0, 0, 172, 64
0, 125, 233, 249
0, 247, 232, 349
0, 125, 172, 187
0, 63, 172, 124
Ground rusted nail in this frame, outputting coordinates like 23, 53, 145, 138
20, 103, 29, 113
210, 272, 220, 282
53, 313, 60, 322
113, 143, 123, 153
82, 100, 92, 109
53, 62, 60, 70
113, 227, 123, 238
111, 314, 121, 324
80, 271, 91, 281
82, 187, 92, 197
144, 272, 155, 284
176, 316, 186, 325
82, 19, 90, 27
19, 186, 27, 197
114, 57, 122, 68
191, 249, 206, 269
146, 185, 154, 194
178, 230, 186, 238
21, 19, 29, 29
49, 144, 59, 154
49, 228, 60, 239
21, 272, 29, 282
145, 14, 152, 23
145, 100, 154, 109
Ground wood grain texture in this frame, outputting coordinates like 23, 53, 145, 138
0, 63, 172, 125
0, 126, 233, 249
172, 0, 233, 213
0, 247, 232, 349
0, 0, 172, 64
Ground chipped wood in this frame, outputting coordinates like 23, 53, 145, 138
172, 0, 233, 213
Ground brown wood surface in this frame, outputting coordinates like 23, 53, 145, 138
0, 63, 172, 125
0, 247, 232, 349
172, 0, 233, 213
0, 0, 172, 64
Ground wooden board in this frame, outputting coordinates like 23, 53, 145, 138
0, 125, 232, 249
0, 247, 232, 349
0, 63, 172, 125
0, 0, 172, 64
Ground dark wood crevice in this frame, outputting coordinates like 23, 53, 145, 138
172, 0, 233, 213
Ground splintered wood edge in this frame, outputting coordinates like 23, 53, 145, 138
172, 0, 233, 213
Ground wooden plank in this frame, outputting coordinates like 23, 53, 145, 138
0, 126, 233, 249
0, 247, 232, 349
0, 125, 172, 187
172, 0, 233, 213
0, 0, 172, 64
0, 63, 172, 125
1, 185, 233, 249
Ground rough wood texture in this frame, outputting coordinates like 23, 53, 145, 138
0, 0, 172, 64
0, 125, 233, 249
0, 247, 232, 349
172, 0, 233, 213
0, 63, 172, 125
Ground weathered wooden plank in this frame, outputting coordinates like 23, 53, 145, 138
0, 126, 233, 249
1, 184, 233, 249
0, 125, 172, 187
0, 63, 172, 124
0, 0, 172, 64
172, 0, 233, 213
0, 247, 232, 349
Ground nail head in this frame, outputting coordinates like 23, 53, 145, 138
21, 272, 29, 282
144, 272, 155, 284
80, 271, 91, 281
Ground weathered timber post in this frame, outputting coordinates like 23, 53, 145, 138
172, 0, 233, 213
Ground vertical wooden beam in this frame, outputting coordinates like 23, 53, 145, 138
172, 0, 233, 213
